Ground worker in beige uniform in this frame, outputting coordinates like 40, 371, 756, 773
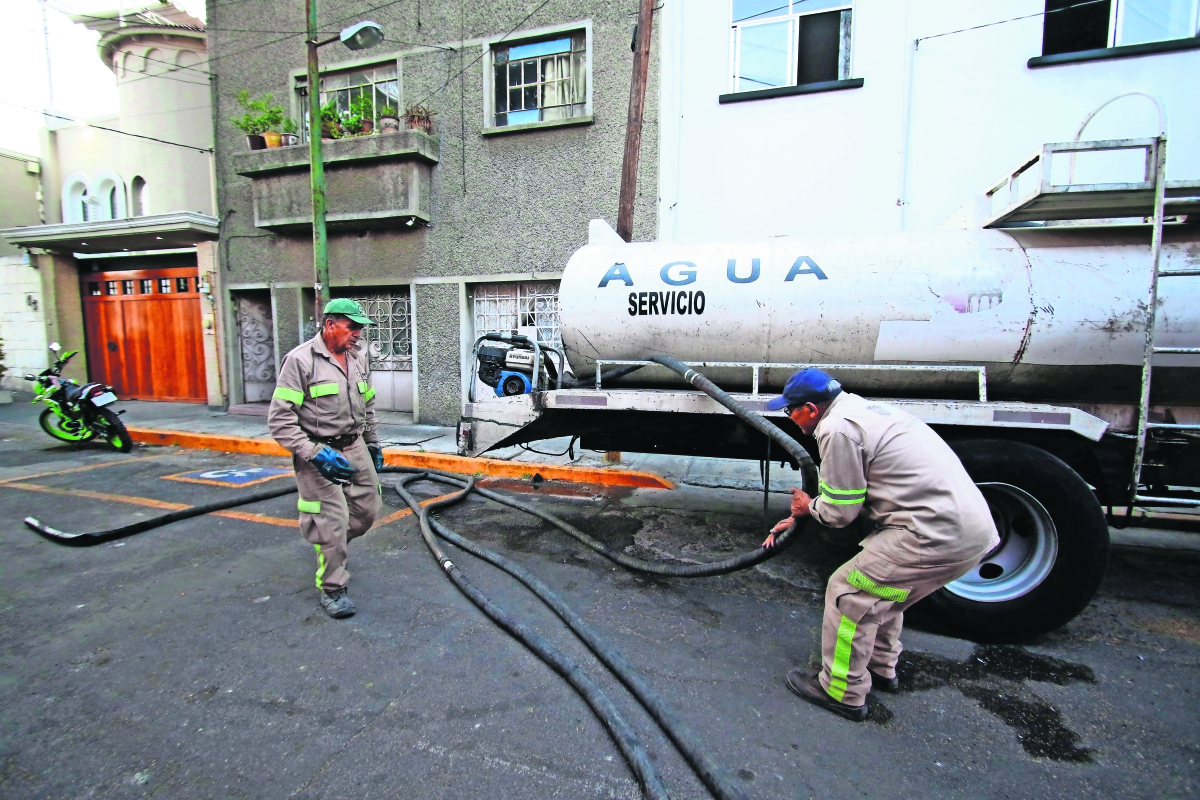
268, 299, 384, 619
763, 368, 999, 721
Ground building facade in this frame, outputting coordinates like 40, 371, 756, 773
2, 3, 221, 405
0, 148, 46, 391
208, 0, 658, 424
657, 0, 1200, 241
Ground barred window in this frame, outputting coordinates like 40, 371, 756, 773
491, 32, 587, 128
472, 282, 561, 349
344, 290, 413, 371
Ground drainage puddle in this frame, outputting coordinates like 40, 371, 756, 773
869, 645, 1096, 762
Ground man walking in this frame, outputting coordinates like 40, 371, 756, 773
764, 368, 999, 721
268, 299, 385, 619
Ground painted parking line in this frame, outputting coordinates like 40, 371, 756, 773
1, 481, 458, 532
0, 455, 171, 486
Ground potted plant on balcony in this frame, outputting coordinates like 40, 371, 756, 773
319, 100, 342, 141
280, 117, 299, 147
405, 103, 435, 134
378, 104, 400, 133
231, 90, 271, 150
348, 95, 375, 135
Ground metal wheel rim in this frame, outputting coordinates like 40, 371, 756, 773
44, 413, 94, 441
945, 482, 1058, 603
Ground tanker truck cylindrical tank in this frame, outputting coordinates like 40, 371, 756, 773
557, 229, 1200, 405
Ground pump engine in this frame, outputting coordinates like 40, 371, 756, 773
476, 342, 559, 397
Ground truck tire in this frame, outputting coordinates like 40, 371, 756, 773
914, 439, 1109, 641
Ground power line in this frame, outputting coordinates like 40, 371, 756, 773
916, 0, 1108, 45
0, 102, 212, 153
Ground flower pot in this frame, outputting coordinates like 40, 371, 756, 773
280, 133, 299, 146
246, 134, 266, 150
263, 131, 282, 148
360, 119, 374, 134
406, 118, 433, 134
379, 116, 400, 133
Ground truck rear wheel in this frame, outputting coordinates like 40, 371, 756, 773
914, 439, 1109, 641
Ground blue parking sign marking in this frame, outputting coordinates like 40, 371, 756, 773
163, 466, 293, 488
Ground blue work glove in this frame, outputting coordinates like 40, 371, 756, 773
312, 446, 356, 483
368, 443, 384, 472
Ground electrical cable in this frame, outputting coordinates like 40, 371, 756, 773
389, 468, 750, 800
0, 102, 213, 153
393, 473, 671, 800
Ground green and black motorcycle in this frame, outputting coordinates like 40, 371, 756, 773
24, 343, 132, 452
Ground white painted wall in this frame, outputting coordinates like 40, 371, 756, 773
0, 255, 49, 390
657, 0, 1200, 242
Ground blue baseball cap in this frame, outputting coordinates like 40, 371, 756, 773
765, 368, 842, 411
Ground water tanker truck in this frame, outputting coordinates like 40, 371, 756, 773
460, 192, 1200, 640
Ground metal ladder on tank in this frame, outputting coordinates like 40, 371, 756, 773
1127, 135, 1200, 514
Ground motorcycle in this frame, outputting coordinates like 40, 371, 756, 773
24, 342, 132, 452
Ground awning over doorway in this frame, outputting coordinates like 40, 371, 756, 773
0, 212, 218, 256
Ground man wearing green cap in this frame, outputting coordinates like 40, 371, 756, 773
268, 299, 385, 618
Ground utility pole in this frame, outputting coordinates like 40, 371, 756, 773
306, 0, 330, 321
616, 0, 655, 243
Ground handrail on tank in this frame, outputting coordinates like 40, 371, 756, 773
592, 360, 988, 403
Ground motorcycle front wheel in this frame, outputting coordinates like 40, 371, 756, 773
39, 408, 97, 443
94, 408, 133, 453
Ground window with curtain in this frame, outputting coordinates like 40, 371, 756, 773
730, 0, 853, 93
1042, 0, 1200, 56
490, 32, 587, 128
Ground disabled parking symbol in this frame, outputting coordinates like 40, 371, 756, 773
163, 465, 293, 488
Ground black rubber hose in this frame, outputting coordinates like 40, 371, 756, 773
389, 468, 748, 800
394, 474, 671, 800
23, 483, 298, 546
649, 355, 818, 496
387, 465, 798, 578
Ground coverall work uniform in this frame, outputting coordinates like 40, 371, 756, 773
808, 392, 1000, 708
267, 335, 382, 593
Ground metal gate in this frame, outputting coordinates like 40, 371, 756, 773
233, 291, 276, 403
346, 289, 413, 412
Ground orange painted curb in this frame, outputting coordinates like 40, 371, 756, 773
127, 427, 673, 490
128, 428, 290, 457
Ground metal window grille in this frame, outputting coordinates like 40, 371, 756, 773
297, 62, 399, 142
473, 282, 562, 349
345, 290, 413, 371
492, 33, 586, 127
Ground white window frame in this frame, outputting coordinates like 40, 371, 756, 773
1108, 0, 1200, 46
729, 1, 854, 94
482, 19, 593, 135
289, 53, 403, 144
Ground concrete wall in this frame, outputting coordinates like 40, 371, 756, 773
0, 256, 49, 390
0, 150, 42, 258
658, 0, 1200, 242
211, 0, 659, 424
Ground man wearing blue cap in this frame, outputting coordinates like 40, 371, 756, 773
764, 368, 999, 721
269, 299, 385, 619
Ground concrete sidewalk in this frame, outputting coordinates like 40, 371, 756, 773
0, 393, 803, 494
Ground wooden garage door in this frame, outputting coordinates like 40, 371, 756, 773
82, 267, 206, 402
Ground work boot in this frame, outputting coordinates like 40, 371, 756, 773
869, 669, 900, 693
320, 588, 356, 619
785, 670, 867, 722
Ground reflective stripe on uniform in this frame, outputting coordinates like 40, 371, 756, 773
827, 614, 858, 702
819, 479, 866, 505
364, 387, 376, 402
309, 382, 339, 398
357, 381, 369, 393
314, 544, 327, 589
847, 569, 911, 603
298, 498, 322, 514
273, 386, 305, 406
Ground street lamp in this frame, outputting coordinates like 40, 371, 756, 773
306, 4, 384, 321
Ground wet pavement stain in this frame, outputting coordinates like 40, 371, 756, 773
893, 645, 1096, 762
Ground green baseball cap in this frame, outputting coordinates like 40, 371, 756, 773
323, 298, 375, 325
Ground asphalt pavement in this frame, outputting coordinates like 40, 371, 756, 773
0, 402, 1197, 799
